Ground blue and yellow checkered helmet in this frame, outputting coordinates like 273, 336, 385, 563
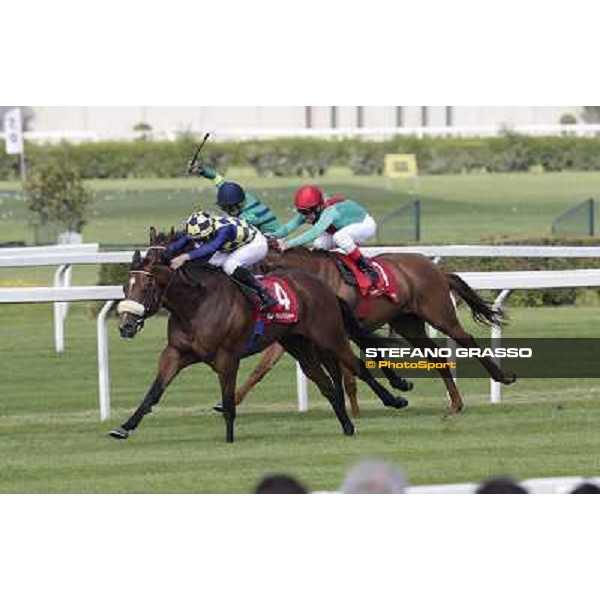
186, 211, 215, 239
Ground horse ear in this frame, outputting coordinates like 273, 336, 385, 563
132, 250, 143, 269
169, 226, 175, 240
149, 227, 158, 244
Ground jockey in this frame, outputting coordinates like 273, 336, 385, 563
190, 163, 281, 234
275, 186, 380, 285
165, 211, 277, 310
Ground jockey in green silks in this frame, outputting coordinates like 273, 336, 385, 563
274, 186, 380, 285
189, 164, 281, 235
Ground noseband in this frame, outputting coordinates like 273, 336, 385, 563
118, 246, 173, 325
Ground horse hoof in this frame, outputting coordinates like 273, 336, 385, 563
109, 427, 130, 440
343, 424, 356, 437
213, 404, 225, 414
387, 397, 409, 410
401, 380, 414, 392
503, 372, 517, 385
395, 379, 414, 393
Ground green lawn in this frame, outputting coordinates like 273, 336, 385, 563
0, 303, 598, 493
1, 169, 599, 247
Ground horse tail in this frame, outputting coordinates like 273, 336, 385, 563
446, 273, 506, 328
337, 298, 377, 349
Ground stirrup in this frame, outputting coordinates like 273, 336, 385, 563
259, 291, 278, 311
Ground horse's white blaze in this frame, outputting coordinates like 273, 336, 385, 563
128, 276, 136, 293
117, 300, 145, 317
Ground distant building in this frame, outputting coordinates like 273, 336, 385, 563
24, 106, 583, 139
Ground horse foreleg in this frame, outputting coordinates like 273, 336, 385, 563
341, 366, 361, 419
235, 343, 285, 406
282, 337, 354, 436
110, 345, 190, 440
215, 350, 240, 444
331, 339, 408, 411
391, 315, 464, 415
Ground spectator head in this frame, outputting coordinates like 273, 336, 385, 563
254, 474, 309, 494
476, 477, 528, 494
341, 460, 407, 494
571, 482, 600, 494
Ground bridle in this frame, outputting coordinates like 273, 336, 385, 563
117, 246, 176, 332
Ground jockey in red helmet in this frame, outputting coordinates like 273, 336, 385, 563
273, 186, 380, 285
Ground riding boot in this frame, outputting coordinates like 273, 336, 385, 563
231, 266, 278, 310
348, 249, 379, 286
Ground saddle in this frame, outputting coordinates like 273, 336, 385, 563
181, 264, 298, 322
333, 254, 402, 317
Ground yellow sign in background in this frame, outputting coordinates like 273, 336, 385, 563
385, 154, 418, 179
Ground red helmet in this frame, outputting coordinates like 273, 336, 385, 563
294, 186, 324, 212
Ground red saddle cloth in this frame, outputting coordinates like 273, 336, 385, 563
335, 254, 400, 304
256, 275, 299, 324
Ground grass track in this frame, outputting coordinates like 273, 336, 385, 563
1, 304, 599, 493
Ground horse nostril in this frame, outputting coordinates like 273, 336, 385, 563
119, 322, 135, 338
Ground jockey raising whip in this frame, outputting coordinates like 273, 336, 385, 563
189, 162, 282, 234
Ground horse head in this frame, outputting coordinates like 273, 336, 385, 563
117, 227, 176, 339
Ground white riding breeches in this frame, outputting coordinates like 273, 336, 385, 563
313, 215, 377, 254
209, 232, 268, 275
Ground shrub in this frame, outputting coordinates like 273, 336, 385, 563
24, 157, 93, 233
5, 134, 600, 180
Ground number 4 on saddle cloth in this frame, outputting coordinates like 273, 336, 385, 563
334, 254, 402, 318
244, 275, 299, 355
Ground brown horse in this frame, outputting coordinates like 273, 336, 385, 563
111, 230, 408, 443
237, 247, 517, 416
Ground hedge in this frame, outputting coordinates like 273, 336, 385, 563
6, 134, 600, 180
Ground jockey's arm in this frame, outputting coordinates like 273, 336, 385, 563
187, 226, 236, 261
197, 166, 226, 187
286, 208, 336, 248
166, 234, 194, 257
272, 214, 305, 239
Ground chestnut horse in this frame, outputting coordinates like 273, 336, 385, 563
111, 230, 408, 443
236, 247, 517, 416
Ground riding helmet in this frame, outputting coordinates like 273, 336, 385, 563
295, 186, 324, 212
186, 211, 215, 239
217, 182, 246, 208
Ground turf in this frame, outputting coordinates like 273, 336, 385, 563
0, 304, 599, 493
1, 169, 599, 247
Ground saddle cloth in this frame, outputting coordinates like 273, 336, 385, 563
334, 254, 400, 303
255, 274, 299, 324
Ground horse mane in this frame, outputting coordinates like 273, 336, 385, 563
283, 246, 334, 260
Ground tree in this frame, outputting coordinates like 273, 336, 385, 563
24, 158, 93, 233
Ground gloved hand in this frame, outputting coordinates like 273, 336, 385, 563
188, 161, 217, 180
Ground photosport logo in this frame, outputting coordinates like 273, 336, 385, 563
362, 338, 600, 379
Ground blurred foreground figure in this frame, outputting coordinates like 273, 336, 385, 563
341, 460, 407, 494
254, 475, 309, 494
571, 482, 600, 494
476, 477, 528, 494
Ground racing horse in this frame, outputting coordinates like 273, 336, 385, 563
111, 229, 409, 444
236, 247, 517, 416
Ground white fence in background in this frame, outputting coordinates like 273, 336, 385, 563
3, 123, 600, 143
2, 245, 600, 420
402, 476, 600, 494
